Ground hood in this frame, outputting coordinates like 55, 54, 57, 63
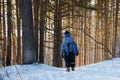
63, 36, 74, 44
64, 33, 71, 38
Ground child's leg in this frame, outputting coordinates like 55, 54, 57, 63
70, 56, 75, 71
64, 56, 71, 72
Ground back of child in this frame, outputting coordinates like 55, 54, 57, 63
60, 31, 79, 72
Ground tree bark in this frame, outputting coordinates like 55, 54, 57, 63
53, 0, 62, 67
83, 0, 87, 65
6, 0, 12, 66
33, 0, 39, 61
39, 0, 48, 63
16, 0, 22, 64
2, 0, 7, 66
22, 0, 37, 64
113, 0, 119, 57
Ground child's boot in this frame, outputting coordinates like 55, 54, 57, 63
71, 67, 75, 71
66, 67, 70, 72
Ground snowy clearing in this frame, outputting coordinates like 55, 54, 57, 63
0, 58, 120, 80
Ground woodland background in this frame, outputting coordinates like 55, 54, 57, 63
0, 0, 120, 67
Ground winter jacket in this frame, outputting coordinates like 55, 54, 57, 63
60, 33, 78, 57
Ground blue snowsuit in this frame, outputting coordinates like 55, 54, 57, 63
60, 32, 78, 67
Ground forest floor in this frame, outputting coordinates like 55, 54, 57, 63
0, 58, 120, 80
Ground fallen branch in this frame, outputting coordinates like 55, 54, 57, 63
15, 65, 22, 80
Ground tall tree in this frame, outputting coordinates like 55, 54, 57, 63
22, 0, 37, 64
6, 0, 12, 66
113, 0, 119, 57
16, 0, 22, 64
39, 0, 48, 63
53, 0, 62, 67
104, 0, 109, 59
33, 0, 39, 62
2, 0, 7, 66
83, 0, 87, 65
94, 0, 100, 63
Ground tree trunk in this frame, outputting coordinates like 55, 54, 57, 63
113, 0, 119, 57
33, 0, 39, 61
6, 0, 12, 66
83, 0, 87, 65
2, 0, 7, 66
16, 0, 22, 64
87, 10, 91, 64
39, 0, 48, 63
94, 1, 100, 63
53, 0, 62, 67
104, 0, 109, 59
22, 0, 37, 64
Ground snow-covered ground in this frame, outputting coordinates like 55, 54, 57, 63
0, 58, 120, 80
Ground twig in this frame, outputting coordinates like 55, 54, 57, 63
15, 65, 22, 80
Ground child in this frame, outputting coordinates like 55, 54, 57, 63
60, 31, 78, 72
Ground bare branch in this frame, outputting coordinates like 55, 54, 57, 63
73, 0, 96, 10
79, 28, 114, 57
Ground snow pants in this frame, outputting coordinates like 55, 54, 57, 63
64, 52, 75, 67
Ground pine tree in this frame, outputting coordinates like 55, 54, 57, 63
22, 0, 37, 64
16, 0, 22, 64
39, 0, 48, 63
6, 0, 12, 66
53, 0, 62, 67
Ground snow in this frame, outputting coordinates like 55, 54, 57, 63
0, 58, 120, 80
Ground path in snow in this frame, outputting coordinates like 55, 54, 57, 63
0, 58, 120, 80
